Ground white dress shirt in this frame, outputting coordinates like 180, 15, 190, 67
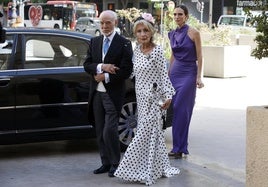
96, 30, 116, 92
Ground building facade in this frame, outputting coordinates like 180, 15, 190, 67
86, 0, 258, 25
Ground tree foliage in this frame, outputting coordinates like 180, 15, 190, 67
116, 7, 142, 24
2, 0, 11, 6
246, 0, 268, 59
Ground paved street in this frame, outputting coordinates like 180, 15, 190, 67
0, 139, 244, 187
185, 57, 268, 181
0, 57, 267, 187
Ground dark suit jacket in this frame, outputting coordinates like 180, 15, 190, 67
83, 33, 133, 124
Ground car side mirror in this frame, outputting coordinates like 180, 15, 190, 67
0, 27, 6, 44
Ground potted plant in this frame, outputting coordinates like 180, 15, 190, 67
156, 13, 254, 78
201, 26, 254, 78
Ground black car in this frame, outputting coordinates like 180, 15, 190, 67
0, 28, 137, 149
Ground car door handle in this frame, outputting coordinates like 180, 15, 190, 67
0, 77, 11, 87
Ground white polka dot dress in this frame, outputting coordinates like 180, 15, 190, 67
114, 45, 180, 186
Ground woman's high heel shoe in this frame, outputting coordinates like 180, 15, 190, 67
168, 151, 175, 156
174, 152, 183, 159
168, 151, 183, 159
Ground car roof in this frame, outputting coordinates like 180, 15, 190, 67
5, 27, 93, 40
78, 17, 99, 21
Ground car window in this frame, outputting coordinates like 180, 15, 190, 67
94, 20, 100, 25
24, 35, 89, 68
0, 36, 13, 70
78, 20, 84, 25
230, 17, 245, 26
80, 20, 87, 25
218, 16, 246, 26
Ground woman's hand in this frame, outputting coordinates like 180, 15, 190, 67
102, 64, 120, 74
196, 77, 204, 89
161, 99, 172, 110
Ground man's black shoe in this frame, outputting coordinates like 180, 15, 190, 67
93, 165, 111, 174
108, 164, 118, 177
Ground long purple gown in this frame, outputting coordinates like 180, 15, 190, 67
168, 24, 197, 155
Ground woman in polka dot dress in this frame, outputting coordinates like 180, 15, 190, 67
114, 15, 180, 186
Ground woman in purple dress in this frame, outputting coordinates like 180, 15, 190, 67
168, 5, 204, 159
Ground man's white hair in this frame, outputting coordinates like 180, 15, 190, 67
99, 10, 118, 20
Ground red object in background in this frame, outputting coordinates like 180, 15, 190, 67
29, 5, 43, 26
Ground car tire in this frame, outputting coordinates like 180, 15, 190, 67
118, 95, 137, 152
54, 24, 60, 29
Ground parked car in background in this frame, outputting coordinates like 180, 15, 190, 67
217, 15, 250, 27
217, 14, 257, 33
75, 17, 121, 36
75, 17, 102, 36
0, 28, 135, 149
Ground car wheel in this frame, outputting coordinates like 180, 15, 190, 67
118, 97, 137, 152
54, 24, 60, 29
95, 30, 101, 36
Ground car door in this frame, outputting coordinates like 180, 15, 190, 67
14, 33, 92, 136
0, 35, 17, 139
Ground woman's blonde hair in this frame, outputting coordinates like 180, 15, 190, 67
133, 19, 155, 42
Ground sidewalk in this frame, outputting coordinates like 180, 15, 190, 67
1, 57, 267, 187
165, 57, 268, 186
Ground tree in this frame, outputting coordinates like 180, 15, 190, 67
2, 0, 10, 6
116, 7, 142, 23
246, 0, 268, 59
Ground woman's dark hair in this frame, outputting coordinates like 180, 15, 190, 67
175, 5, 189, 16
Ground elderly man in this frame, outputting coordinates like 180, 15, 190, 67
83, 10, 133, 177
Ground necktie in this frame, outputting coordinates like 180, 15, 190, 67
103, 38, 110, 55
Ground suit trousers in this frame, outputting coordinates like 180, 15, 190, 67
93, 91, 121, 166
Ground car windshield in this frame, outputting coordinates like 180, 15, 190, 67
93, 19, 100, 25
219, 16, 246, 26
